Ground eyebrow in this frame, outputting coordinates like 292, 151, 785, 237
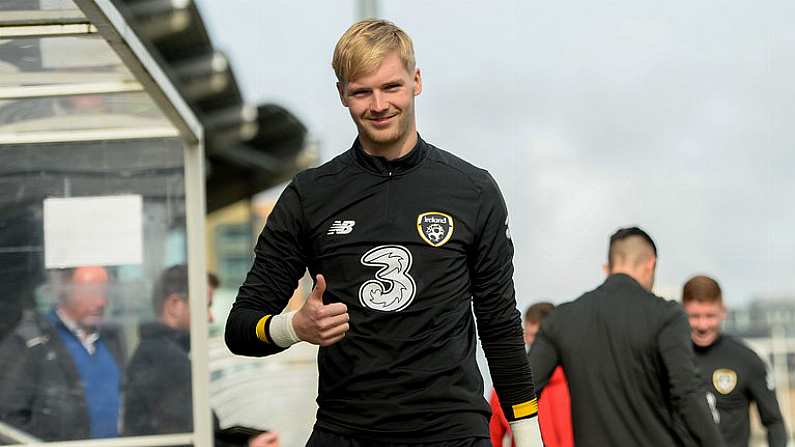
348, 78, 405, 94
382, 79, 405, 87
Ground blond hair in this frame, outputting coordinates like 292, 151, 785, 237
332, 19, 415, 83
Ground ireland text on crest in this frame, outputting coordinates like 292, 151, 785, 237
417, 212, 454, 247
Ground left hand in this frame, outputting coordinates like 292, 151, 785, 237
248, 431, 279, 447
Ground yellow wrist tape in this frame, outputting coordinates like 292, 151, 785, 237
512, 398, 538, 419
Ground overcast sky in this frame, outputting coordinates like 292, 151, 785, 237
195, 0, 795, 309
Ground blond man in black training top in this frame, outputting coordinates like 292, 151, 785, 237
225, 19, 542, 447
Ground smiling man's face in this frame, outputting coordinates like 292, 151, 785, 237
338, 51, 422, 156
684, 300, 725, 347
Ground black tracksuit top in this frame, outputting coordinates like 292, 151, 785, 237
694, 335, 788, 447
225, 136, 535, 442
528, 274, 726, 447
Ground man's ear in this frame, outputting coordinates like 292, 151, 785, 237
647, 256, 657, 273
336, 81, 348, 107
602, 263, 610, 276
414, 68, 422, 96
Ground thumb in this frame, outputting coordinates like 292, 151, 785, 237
310, 274, 326, 303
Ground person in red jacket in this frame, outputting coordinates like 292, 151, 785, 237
490, 303, 573, 447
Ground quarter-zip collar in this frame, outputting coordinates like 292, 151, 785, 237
693, 334, 723, 353
352, 133, 429, 176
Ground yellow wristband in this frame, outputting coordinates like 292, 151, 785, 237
255, 315, 273, 344
512, 398, 538, 419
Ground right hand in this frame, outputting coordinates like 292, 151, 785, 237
292, 274, 349, 346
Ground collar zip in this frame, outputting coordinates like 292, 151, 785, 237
352, 133, 428, 176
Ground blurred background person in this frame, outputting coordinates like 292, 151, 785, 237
528, 227, 724, 446
682, 275, 788, 447
123, 265, 278, 447
0, 266, 124, 441
490, 302, 573, 447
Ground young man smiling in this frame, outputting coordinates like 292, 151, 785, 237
682, 275, 788, 447
225, 19, 542, 446
338, 50, 420, 160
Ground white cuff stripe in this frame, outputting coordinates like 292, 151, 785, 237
269, 310, 301, 348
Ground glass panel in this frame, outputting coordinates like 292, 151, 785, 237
0, 138, 194, 444
0, 1, 84, 25
0, 34, 173, 141
0, 35, 135, 87
0, 92, 172, 137
0, 0, 79, 11
214, 222, 253, 289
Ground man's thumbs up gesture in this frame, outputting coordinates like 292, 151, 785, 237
293, 275, 350, 346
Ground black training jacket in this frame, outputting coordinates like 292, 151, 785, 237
225, 135, 535, 442
528, 274, 725, 447
694, 335, 788, 447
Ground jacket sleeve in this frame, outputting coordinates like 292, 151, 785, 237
527, 323, 560, 393
657, 306, 725, 447
224, 180, 309, 357
469, 172, 537, 422
747, 354, 788, 446
213, 411, 267, 447
0, 333, 37, 435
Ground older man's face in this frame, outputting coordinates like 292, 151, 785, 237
61, 267, 109, 329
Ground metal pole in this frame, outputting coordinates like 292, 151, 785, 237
357, 0, 379, 19
184, 137, 213, 447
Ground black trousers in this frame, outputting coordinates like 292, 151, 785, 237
305, 428, 492, 447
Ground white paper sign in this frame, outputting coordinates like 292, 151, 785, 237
43, 195, 143, 268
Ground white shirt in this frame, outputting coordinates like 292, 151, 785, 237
55, 308, 100, 355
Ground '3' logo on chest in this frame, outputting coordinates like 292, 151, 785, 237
358, 245, 416, 312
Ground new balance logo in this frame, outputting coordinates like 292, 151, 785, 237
327, 220, 356, 235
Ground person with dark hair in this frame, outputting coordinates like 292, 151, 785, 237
123, 265, 279, 447
522, 303, 555, 346
490, 302, 573, 447
225, 18, 542, 447
528, 227, 724, 446
208, 271, 220, 291
123, 264, 196, 437
0, 266, 124, 441
682, 275, 787, 447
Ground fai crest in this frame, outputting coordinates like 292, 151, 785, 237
712, 368, 737, 395
417, 212, 454, 247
